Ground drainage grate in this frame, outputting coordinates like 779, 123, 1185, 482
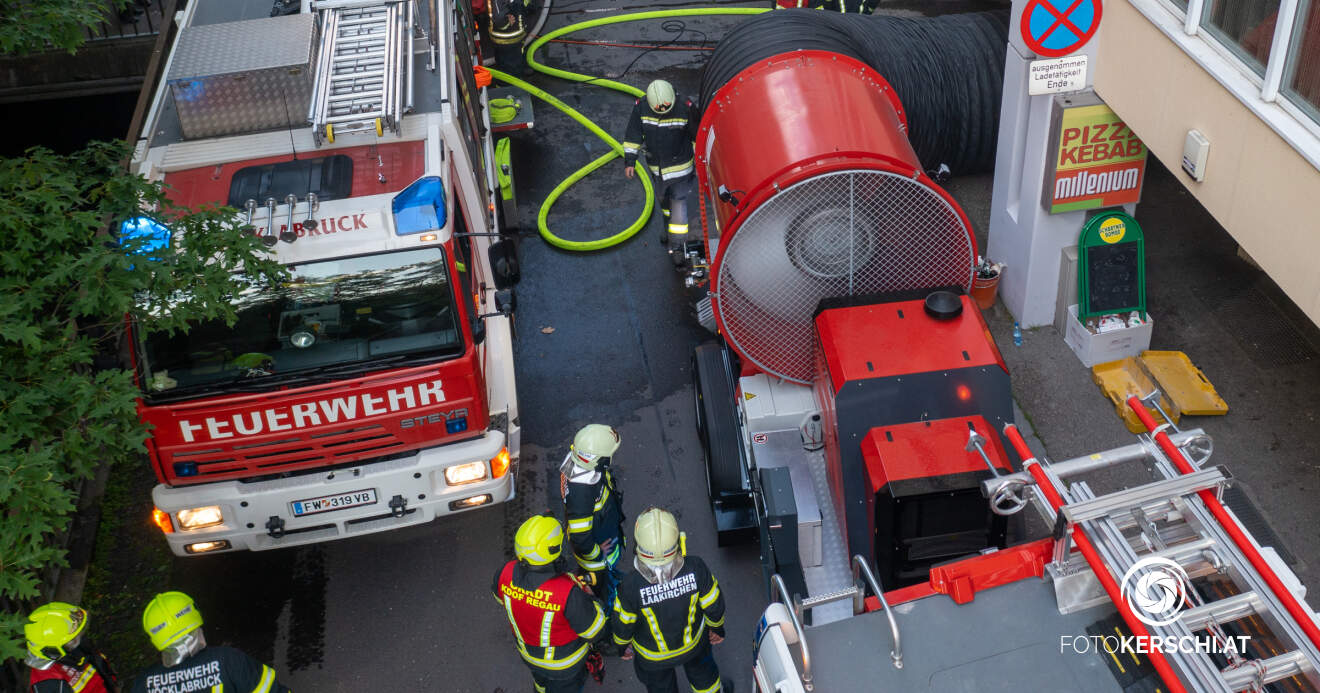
1193, 282, 1318, 369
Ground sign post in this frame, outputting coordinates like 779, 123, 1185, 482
988, 0, 1140, 328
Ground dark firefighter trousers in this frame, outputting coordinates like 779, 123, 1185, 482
632, 638, 722, 693
658, 173, 695, 237
529, 661, 588, 693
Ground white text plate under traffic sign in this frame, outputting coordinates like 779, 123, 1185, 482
1029, 55, 1089, 95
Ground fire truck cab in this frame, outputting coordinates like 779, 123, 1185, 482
128, 0, 523, 556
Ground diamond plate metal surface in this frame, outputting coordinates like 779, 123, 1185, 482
714, 170, 975, 383
168, 14, 317, 140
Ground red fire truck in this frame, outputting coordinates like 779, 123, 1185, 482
686, 49, 1320, 691
127, 0, 524, 556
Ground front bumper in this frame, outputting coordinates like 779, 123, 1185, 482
153, 431, 512, 555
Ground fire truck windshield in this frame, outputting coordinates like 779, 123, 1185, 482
138, 247, 462, 400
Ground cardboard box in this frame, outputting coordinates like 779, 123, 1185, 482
1063, 304, 1153, 367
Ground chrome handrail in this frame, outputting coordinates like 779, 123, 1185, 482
770, 573, 814, 691
851, 555, 904, 669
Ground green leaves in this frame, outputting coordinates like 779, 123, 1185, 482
0, 141, 287, 664
0, 0, 125, 56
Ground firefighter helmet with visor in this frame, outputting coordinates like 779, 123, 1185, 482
634, 507, 685, 582
515, 515, 565, 566
645, 80, 676, 114
570, 423, 620, 470
24, 602, 87, 669
143, 592, 207, 667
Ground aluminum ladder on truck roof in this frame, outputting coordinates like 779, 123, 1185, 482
308, 0, 415, 145
1011, 411, 1320, 692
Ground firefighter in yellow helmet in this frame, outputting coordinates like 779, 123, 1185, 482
612, 508, 729, 693
622, 80, 700, 255
561, 423, 626, 608
131, 592, 289, 693
493, 515, 610, 693
25, 602, 119, 693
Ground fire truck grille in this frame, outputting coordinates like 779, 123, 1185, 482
714, 170, 975, 383
167, 424, 406, 481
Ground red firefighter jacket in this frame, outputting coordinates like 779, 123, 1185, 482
493, 560, 607, 671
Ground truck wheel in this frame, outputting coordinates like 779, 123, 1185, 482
692, 342, 744, 497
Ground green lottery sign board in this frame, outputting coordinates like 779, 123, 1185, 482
1078, 211, 1145, 321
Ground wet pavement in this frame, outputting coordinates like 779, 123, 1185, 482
162, 0, 1320, 690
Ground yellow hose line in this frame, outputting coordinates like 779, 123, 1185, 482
490, 7, 769, 251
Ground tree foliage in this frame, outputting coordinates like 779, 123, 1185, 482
0, 141, 287, 663
0, 0, 125, 56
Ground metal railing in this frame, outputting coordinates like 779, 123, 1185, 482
769, 556, 904, 692
852, 554, 903, 670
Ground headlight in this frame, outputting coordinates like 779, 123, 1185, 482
444, 460, 487, 485
176, 506, 223, 530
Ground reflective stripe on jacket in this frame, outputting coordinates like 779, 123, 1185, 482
562, 467, 623, 572
611, 556, 726, 667
492, 561, 608, 671
130, 646, 288, 693
622, 98, 699, 181
30, 659, 112, 693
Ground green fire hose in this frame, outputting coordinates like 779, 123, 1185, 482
486, 7, 768, 252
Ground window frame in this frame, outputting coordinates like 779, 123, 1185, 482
1130, 0, 1320, 170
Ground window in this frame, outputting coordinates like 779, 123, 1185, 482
139, 248, 462, 400
226, 155, 354, 208
1203, 0, 1282, 72
1130, 0, 1320, 166
1284, 0, 1320, 115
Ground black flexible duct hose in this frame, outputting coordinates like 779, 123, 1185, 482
699, 9, 1010, 175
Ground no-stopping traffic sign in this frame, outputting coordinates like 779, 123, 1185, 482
1021, 0, 1102, 58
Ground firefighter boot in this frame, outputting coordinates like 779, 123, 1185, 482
658, 204, 671, 246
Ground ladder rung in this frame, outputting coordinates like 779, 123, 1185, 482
329, 76, 385, 89
331, 58, 386, 70
1060, 466, 1231, 526
1180, 591, 1264, 631
800, 586, 859, 610
336, 16, 388, 27
328, 91, 383, 103
1221, 650, 1312, 690
324, 112, 384, 124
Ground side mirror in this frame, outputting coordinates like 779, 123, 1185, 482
489, 238, 520, 288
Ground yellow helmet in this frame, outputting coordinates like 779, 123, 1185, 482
25, 602, 87, 665
571, 424, 620, 470
645, 80, 676, 113
142, 591, 204, 651
515, 515, 565, 566
634, 507, 681, 567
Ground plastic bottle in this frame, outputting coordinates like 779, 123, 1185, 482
1012, 322, 1022, 347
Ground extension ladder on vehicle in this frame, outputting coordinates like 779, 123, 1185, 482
1013, 404, 1320, 692
308, 0, 414, 145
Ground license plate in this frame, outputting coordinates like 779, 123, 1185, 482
291, 488, 378, 517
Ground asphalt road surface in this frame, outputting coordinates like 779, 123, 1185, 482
156, 1, 1320, 691
174, 4, 776, 690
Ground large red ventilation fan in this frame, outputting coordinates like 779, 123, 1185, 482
696, 51, 977, 383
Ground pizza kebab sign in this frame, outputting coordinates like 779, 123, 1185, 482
1043, 94, 1148, 214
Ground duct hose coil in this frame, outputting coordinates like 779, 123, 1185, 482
699, 9, 1009, 175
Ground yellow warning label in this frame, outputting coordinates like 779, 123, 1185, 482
1098, 217, 1127, 244
744, 392, 756, 401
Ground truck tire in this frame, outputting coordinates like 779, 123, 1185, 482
692, 342, 744, 497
